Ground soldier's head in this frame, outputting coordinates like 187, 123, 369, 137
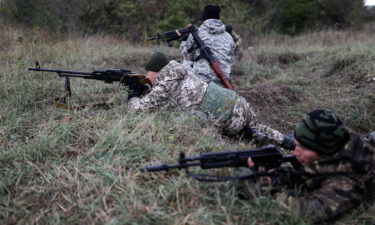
145, 52, 169, 83
202, 4, 221, 21
293, 109, 350, 165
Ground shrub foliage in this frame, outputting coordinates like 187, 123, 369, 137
0, 0, 370, 38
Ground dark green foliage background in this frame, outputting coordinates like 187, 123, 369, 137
0, 0, 372, 39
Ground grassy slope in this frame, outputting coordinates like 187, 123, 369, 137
1, 23, 374, 224
234, 30, 375, 133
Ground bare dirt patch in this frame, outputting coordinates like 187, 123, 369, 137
236, 83, 307, 132
256, 52, 303, 66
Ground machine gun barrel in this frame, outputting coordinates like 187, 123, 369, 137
28, 67, 92, 75
146, 26, 197, 45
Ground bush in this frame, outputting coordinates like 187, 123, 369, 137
0, 0, 369, 39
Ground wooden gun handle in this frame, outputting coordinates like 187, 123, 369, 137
210, 62, 233, 89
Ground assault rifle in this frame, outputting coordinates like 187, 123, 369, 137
28, 62, 150, 107
147, 26, 196, 47
140, 145, 301, 182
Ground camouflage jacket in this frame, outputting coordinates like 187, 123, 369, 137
275, 130, 375, 222
180, 19, 235, 85
128, 60, 284, 143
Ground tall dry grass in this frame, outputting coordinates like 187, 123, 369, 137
1, 21, 374, 225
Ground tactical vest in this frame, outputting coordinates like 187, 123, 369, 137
199, 82, 237, 121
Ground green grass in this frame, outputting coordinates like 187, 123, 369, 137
1, 23, 374, 224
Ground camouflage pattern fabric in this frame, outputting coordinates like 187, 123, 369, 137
128, 60, 208, 112
274, 130, 375, 222
248, 123, 285, 147
128, 60, 283, 142
180, 19, 235, 85
199, 82, 237, 122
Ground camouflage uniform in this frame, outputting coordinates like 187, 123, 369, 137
180, 19, 235, 85
273, 130, 375, 222
128, 60, 283, 143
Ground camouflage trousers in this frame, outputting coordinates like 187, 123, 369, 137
222, 95, 285, 147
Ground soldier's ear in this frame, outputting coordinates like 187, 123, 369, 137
146, 71, 158, 84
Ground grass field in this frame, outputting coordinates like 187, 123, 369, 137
1, 22, 375, 224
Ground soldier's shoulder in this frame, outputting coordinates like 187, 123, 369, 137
156, 60, 188, 82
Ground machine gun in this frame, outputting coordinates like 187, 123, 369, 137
140, 145, 301, 182
28, 62, 150, 108
146, 26, 197, 47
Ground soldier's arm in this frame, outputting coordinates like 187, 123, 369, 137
180, 34, 195, 64
128, 81, 171, 112
232, 31, 242, 47
247, 120, 286, 149
275, 175, 364, 222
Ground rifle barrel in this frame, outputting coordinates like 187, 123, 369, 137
146, 26, 196, 43
146, 36, 158, 41
140, 162, 201, 172
28, 68, 92, 75
57, 73, 94, 79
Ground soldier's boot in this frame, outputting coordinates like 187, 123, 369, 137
242, 127, 295, 150
366, 131, 375, 147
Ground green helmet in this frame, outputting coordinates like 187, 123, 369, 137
294, 110, 350, 155
145, 52, 169, 73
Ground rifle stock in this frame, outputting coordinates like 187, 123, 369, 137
209, 61, 234, 89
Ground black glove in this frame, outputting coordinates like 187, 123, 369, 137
242, 127, 268, 145
127, 82, 149, 100
252, 130, 269, 146
281, 134, 296, 150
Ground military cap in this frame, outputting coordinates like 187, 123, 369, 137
145, 52, 169, 73
202, 4, 221, 21
294, 109, 350, 155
